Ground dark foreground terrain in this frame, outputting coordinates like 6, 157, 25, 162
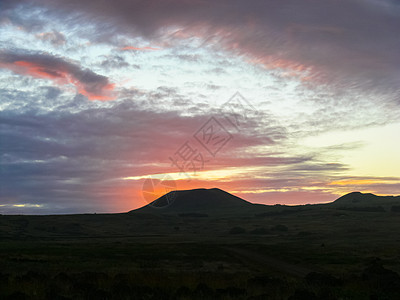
1, 189, 400, 299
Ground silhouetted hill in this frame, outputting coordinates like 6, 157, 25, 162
2, 189, 400, 299
129, 188, 400, 216
330, 191, 400, 211
131, 188, 254, 214
130, 189, 400, 215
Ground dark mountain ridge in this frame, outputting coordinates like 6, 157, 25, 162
131, 189, 400, 215
133, 188, 254, 215
330, 191, 400, 211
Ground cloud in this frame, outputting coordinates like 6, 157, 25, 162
99, 55, 130, 70
36, 31, 66, 46
1, 92, 399, 213
0, 90, 315, 213
0, 0, 47, 32
0, 50, 115, 100
13, 0, 397, 100
121, 46, 160, 51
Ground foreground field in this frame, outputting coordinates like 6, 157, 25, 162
1, 192, 400, 299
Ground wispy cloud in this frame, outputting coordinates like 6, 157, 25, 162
18, 0, 399, 99
121, 46, 160, 51
36, 31, 66, 46
0, 50, 115, 100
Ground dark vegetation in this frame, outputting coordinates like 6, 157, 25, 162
0, 189, 400, 299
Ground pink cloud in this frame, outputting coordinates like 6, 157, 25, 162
0, 51, 115, 100
121, 46, 161, 51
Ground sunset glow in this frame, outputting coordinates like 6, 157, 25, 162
1, 0, 399, 214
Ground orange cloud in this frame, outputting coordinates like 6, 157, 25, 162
75, 81, 116, 101
246, 55, 313, 80
13, 60, 69, 83
0, 51, 115, 100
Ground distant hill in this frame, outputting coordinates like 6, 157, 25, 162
131, 188, 254, 215
330, 191, 400, 212
1, 189, 400, 239
130, 189, 400, 215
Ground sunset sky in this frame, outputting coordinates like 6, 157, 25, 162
1, 0, 399, 214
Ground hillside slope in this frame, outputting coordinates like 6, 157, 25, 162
132, 188, 254, 214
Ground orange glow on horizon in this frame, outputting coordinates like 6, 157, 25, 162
329, 179, 383, 186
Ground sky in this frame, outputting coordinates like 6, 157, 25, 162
0, 0, 399, 214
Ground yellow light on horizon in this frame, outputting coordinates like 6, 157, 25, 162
302, 122, 400, 178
